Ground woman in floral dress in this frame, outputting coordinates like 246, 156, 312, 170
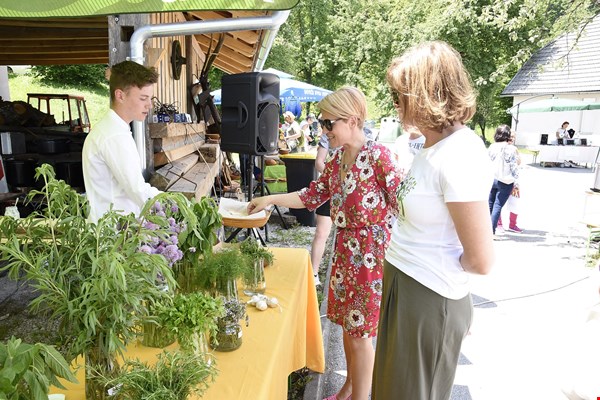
248, 86, 402, 400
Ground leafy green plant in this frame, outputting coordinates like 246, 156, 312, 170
140, 195, 221, 269
196, 248, 252, 297
0, 165, 177, 400
100, 350, 217, 400
239, 237, 275, 266
0, 337, 77, 400
31, 64, 107, 90
211, 298, 247, 352
156, 292, 223, 356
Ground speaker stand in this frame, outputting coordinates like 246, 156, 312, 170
253, 156, 289, 237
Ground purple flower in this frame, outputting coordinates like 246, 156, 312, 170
170, 204, 179, 213
152, 201, 163, 213
188, 247, 197, 253
143, 221, 159, 231
169, 235, 179, 245
138, 245, 154, 254
163, 244, 183, 265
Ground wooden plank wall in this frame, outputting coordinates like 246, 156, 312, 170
149, 13, 205, 116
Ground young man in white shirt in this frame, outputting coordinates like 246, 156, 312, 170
82, 61, 160, 222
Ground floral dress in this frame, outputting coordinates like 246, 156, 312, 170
299, 140, 402, 338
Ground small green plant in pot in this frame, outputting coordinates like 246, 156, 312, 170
239, 238, 274, 296
0, 337, 78, 400
146, 196, 222, 293
211, 297, 247, 352
197, 248, 252, 299
156, 292, 223, 360
240, 237, 275, 266
99, 350, 217, 400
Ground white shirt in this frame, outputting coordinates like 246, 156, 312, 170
393, 133, 426, 172
385, 128, 493, 299
82, 109, 160, 222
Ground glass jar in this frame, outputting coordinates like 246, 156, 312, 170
141, 321, 175, 348
173, 259, 200, 294
212, 277, 239, 300
211, 320, 243, 352
243, 258, 266, 296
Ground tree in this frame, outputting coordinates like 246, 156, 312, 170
269, 0, 600, 128
31, 64, 107, 90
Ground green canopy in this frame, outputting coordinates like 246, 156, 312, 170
517, 98, 600, 113
0, 0, 298, 18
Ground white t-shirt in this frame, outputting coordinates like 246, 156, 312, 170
393, 133, 426, 171
385, 128, 493, 299
82, 109, 160, 223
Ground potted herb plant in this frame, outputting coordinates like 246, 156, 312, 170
240, 237, 275, 267
211, 297, 247, 352
144, 196, 222, 293
155, 292, 223, 360
197, 248, 252, 299
0, 337, 77, 400
239, 238, 274, 295
0, 165, 179, 400
100, 350, 217, 400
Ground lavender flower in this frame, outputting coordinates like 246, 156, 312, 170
138, 244, 154, 254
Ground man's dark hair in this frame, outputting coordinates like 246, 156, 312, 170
109, 61, 158, 102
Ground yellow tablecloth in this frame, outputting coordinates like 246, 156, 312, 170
50, 247, 324, 400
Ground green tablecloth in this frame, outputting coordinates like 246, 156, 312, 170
264, 164, 287, 193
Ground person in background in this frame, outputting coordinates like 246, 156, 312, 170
283, 111, 304, 152
497, 129, 523, 233
556, 121, 570, 141
301, 113, 318, 146
248, 87, 402, 400
488, 124, 520, 235
373, 41, 495, 400
392, 123, 425, 174
82, 61, 160, 223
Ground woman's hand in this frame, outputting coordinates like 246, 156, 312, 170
247, 196, 271, 214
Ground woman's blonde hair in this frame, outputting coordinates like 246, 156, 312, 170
318, 86, 367, 129
386, 41, 476, 133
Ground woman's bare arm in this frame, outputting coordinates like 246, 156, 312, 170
447, 201, 495, 275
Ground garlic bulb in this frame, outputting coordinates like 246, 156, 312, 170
256, 300, 268, 311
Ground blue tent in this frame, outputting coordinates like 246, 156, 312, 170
211, 69, 332, 115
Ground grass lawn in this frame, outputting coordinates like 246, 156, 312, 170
7, 72, 110, 127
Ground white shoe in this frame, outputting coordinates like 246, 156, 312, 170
313, 274, 321, 286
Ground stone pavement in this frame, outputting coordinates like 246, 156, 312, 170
304, 155, 600, 400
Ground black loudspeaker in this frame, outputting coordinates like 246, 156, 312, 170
540, 134, 548, 145
220, 72, 280, 155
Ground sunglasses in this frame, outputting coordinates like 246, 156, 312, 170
318, 118, 342, 131
390, 89, 400, 106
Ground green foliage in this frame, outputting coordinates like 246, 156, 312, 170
0, 164, 176, 367
270, 0, 600, 126
239, 238, 275, 265
140, 195, 221, 269
31, 64, 107, 90
0, 337, 77, 400
156, 293, 223, 353
100, 350, 217, 400
196, 248, 252, 294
